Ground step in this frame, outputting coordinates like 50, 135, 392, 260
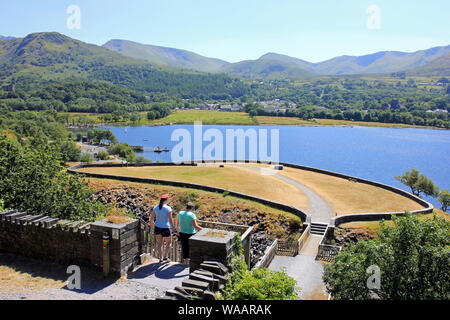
177, 286, 204, 297
196, 269, 228, 284
189, 272, 220, 291
181, 279, 210, 291
199, 262, 228, 276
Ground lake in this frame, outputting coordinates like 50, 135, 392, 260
102, 124, 450, 208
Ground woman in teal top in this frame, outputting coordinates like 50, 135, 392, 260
175, 202, 203, 265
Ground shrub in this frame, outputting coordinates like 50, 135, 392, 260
80, 153, 92, 164
96, 149, 110, 161
323, 213, 450, 300
108, 143, 136, 162
0, 136, 104, 221
221, 236, 300, 300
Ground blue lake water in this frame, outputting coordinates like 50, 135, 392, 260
102, 125, 450, 208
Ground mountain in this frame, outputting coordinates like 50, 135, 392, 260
259, 46, 450, 75
217, 45, 450, 78
103, 39, 229, 73
219, 58, 314, 79
0, 32, 248, 99
407, 51, 450, 76
0, 35, 16, 39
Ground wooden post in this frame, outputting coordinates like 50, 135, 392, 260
102, 232, 110, 277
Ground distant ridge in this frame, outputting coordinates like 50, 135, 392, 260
103, 39, 229, 73
102, 38, 450, 78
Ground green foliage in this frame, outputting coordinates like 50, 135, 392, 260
80, 153, 92, 164
96, 149, 110, 161
437, 190, 450, 212
147, 105, 171, 120
396, 168, 439, 197
0, 136, 103, 221
220, 234, 300, 300
58, 141, 81, 162
135, 155, 152, 163
0, 199, 4, 212
323, 213, 450, 300
87, 129, 117, 144
107, 143, 136, 162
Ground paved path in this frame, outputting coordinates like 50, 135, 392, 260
0, 253, 186, 300
127, 259, 190, 290
269, 235, 328, 300
228, 164, 333, 223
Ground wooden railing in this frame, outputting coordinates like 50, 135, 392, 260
276, 239, 299, 256
139, 219, 183, 263
253, 239, 278, 269
316, 244, 341, 262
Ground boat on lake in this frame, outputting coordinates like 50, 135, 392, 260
154, 147, 163, 153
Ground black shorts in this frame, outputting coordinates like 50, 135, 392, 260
154, 226, 171, 238
179, 232, 194, 259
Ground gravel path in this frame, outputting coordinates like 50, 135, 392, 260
228, 164, 333, 223
0, 253, 173, 300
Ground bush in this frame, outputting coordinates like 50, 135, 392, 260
108, 143, 136, 162
221, 236, 300, 300
59, 141, 81, 162
0, 136, 104, 221
80, 153, 92, 164
96, 149, 110, 161
323, 213, 450, 300
135, 155, 152, 163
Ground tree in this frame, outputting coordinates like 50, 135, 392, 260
395, 169, 439, 197
59, 141, 81, 162
323, 213, 450, 300
0, 136, 102, 221
437, 190, 450, 212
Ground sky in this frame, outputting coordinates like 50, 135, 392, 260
1, 0, 449, 63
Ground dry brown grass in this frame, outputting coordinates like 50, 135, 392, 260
278, 167, 424, 215
103, 203, 134, 224
79, 165, 310, 209
0, 254, 66, 294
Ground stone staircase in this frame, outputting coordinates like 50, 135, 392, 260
310, 222, 328, 236
156, 260, 229, 300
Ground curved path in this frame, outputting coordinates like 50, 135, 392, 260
228, 164, 333, 223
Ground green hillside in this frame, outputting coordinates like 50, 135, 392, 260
407, 51, 450, 76
0, 32, 248, 99
103, 39, 229, 73
219, 58, 314, 79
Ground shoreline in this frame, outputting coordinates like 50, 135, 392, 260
65, 111, 448, 130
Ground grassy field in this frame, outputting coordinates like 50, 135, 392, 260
79, 164, 310, 209
78, 163, 426, 216
67, 110, 438, 129
278, 166, 424, 215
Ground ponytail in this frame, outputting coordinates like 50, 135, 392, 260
159, 199, 164, 210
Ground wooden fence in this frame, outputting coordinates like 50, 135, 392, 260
276, 239, 299, 256
139, 219, 183, 263
253, 239, 278, 269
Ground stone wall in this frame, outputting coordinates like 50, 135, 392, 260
0, 210, 141, 277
